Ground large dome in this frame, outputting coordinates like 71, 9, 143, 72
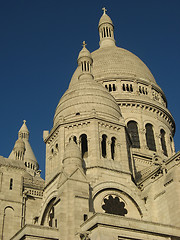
70, 46, 156, 87
53, 76, 122, 126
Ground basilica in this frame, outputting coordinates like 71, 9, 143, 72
0, 9, 180, 240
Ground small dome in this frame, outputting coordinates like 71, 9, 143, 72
78, 41, 92, 61
54, 74, 122, 125
98, 12, 113, 27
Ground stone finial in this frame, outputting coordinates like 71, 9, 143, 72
102, 7, 107, 14
82, 41, 87, 48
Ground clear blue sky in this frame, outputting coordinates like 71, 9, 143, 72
0, 0, 180, 179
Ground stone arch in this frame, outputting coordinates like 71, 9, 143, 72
39, 191, 58, 225
125, 117, 140, 126
2, 206, 15, 240
92, 182, 146, 219
41, 197, 56, 226
65, 133, 78, 146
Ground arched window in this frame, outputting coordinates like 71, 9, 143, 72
145, 124, 156, 151
80, 134, 88, 158
160, 129, 167, 156
101, 134, 107, 158
111, 137, 116, 160
127, 121, 140, 148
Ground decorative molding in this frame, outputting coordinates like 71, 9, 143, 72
119, 102, 175, 133
98, 121, 121, 131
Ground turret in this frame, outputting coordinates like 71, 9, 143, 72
9, 120, 39, 176
98, 8, 115, 48
63, 136, 83, 174
77, 41, 93, 80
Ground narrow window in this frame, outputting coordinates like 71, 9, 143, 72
84, 61, 86, 71
130, 84, 133, 92
170, 136, 173, 153
103, 27, 106, 37
122, 84, 125, 91
160, 129, 167, 156
84, 214, 88, 221
55, 219, 57, 228
105, 85, 108, 89
126, 84, 129, 91
139, 86, 142, 93
145, 124, 156, 151
10, 178, 13, 190
113, 84, 116, 91
73, 136, 77, 144
55, 143, 58, 149
109, 84, 112, 92
81, 62, 83, 71
109, 28, 111, 37
106, 27, 109, 37
127, 121, 140, 148
111, 137, 116, 160
101, 134, 107, 158
80, 134, 88, 158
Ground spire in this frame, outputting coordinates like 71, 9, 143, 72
9, 121, 39, 176
98, 8, 115, 48
77, 41, 94, 80
18, 120, 29, 140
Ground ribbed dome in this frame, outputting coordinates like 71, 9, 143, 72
54, 75, 122, 126
70, 46, 156, 86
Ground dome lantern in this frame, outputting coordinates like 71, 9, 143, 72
98, 8, 115, 48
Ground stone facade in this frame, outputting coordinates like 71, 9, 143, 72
0, 9, 180, 240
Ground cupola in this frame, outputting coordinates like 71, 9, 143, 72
98, 8, 115, 48
77, 41, 93, 80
